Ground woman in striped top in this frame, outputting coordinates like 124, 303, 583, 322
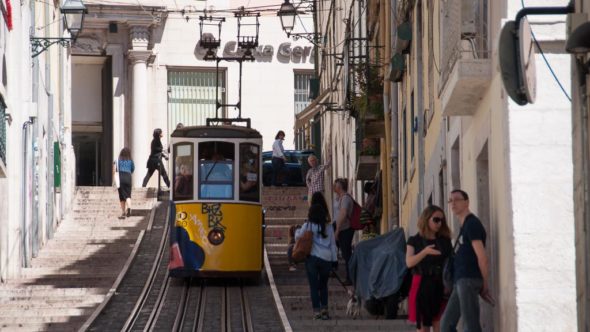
115, 147, 135, 219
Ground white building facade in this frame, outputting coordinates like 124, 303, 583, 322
0, 0, 77, 280
72, 0, 314, 188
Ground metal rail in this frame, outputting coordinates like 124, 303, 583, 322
121, 208, 170, 331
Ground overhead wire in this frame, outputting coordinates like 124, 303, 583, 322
520, 0, 571, 102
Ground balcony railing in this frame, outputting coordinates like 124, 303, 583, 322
440, 0, 490, 91
439, 0, 492, 116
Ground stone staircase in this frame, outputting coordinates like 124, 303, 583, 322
263, 187, 414, 331
0, 186, 156, 332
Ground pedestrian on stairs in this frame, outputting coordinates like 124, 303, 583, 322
142, 128, 171, 188
295, 199, 337, 320
305, 154, 331, 204
333, 178, 354, 285
406, 205, 452, 332
114, 147, 135, 219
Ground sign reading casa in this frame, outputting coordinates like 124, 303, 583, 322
196, 39, 315, 64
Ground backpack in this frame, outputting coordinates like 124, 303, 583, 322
346, 194, 364, 230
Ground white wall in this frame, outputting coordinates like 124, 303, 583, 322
508, 54, 576, 332
72, 62, 103, 124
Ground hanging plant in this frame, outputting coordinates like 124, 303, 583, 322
351, 64, 384, 121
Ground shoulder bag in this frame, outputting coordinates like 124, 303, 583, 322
292, 223, 313, 262
443, 228, 463, 294
113, 160, 120, 189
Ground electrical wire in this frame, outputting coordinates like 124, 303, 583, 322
521, 0, 571, 102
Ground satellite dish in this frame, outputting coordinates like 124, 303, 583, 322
519, 17, 536, 104
499, 21, 527, 105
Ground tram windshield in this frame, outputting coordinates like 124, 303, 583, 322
198, 141, 234, 200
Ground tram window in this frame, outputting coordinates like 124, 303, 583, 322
173, 143, 194, 201
239, 143, 260, 202
198, 142, 234, 200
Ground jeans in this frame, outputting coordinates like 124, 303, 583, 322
305, 255, 332, 311
337, 227, 355, 282
271, 157, 285, 186
441, 278, 483, 332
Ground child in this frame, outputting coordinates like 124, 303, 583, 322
287, 224, 301, 271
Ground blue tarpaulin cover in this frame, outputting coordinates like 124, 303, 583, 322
349, 228, 408, 300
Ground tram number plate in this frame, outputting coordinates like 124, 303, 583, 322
247, 173, 257, 182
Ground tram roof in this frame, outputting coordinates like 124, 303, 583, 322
171, 125, 262, 139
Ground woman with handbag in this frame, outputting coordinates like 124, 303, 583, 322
114, 147, 135, 219
406, 205, 453, 332
294, 198, 337, 320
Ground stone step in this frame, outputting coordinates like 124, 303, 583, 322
290, 319, 414, 331
0, 294, 104, 305
0, 287, 107, 297
264, 217, 306, 226
19, 267, 126, 278
0, 322, 82, 332
0, 307, 93, 318
0, 315, 88, 324
0, 297, 103, 309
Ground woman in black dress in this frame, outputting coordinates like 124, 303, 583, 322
114, 147, 135, 219
406, 205, 452, 332
142, 128, 171, 188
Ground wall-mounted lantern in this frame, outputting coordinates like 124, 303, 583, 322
30, 0, 88, 58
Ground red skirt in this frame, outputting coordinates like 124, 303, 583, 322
408, 274, 446, 324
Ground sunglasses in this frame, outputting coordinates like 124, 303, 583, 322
432, 217, 445, 224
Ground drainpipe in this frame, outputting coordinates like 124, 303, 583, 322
390, 0, 399, 229
22, 118, 33, 267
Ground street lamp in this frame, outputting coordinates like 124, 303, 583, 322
277, 0, 320, 46
277, 0, 297, 35
30, 0, 88, 58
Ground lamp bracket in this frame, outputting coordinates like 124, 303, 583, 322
30, 37, 72, 58
288, 32, 321, 47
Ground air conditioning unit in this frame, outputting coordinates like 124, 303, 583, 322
461, 0, 478, 37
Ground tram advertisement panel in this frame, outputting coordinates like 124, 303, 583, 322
168, 202, 263, 274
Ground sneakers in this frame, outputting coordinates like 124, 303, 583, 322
118, 214, 126, 220
320, 309, 330, 320
313, 312, 322, 320
289, 265, 297, 271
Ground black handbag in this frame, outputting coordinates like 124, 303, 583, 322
443, 228, 463, 293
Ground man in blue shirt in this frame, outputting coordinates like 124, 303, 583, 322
441, 190, 492, 332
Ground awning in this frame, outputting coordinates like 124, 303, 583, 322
295, 90, 330, 129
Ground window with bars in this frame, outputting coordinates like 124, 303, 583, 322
0, 101, 5, 166
167, 70, 225, 135
294, 71, 314, 115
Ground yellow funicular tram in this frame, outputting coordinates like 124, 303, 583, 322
167, 119, 264, 279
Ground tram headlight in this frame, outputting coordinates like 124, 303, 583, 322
208, 228, 225, 245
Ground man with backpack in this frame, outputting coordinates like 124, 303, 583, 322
333, 178, 356, 285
